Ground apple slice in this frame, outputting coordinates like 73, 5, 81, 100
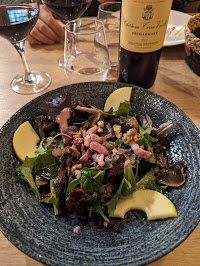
12, 121, 40, 161
110, 189, 177, 220
104, 87, 132, 112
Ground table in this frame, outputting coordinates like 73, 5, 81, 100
0, 34, 200, 266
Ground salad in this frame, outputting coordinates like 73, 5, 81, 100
16, 91, 186, 225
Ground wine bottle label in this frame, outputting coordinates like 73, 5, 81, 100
120, 0, 173, 53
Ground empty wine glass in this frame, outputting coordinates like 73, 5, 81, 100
41, 0, 92, 67
97, 2, 121, 67
64, 19, 110, 82
0, 1, 51, 94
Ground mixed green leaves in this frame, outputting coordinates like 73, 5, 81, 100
16, 96, 173, 224
66, 177, 80, 196
66, 169, 109, 221
106, 161, 137, 215
66, 168, 105, 196
34, 150, 60, 180
89, 200, 109, 222
17, 157, 40, 200
136, 167, 166, 193
108, 101, 132, 117
36, 138, 64, 155
79, 168, 105, 194
17, 150, 60, 199
122, 161, 138, 195
138, 126, 158, 149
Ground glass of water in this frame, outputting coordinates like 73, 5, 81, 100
64, 19, 110, 83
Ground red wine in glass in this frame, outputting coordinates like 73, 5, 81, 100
41, 0, 92, 67
0, 5, 38, 42
0, 2, 51, 94
42, 0, 92, 22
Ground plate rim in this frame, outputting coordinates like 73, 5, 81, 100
0, 81, 200, 266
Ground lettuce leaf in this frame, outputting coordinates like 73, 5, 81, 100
106, 166, 166, 215
17, 156, 40, 200
138, 126, 158, 149
90, 200, 109, 222
34, 150, 60, 179
36, 138, 64, 155
106, 161, 137, 215
108, 101, 132, 117
66, 177, 80, 196
121, 161, 137, 196
79, 168, 105, 194
66, 168, 105, 197
136, 167, 165, 192
105, 176, 125, 215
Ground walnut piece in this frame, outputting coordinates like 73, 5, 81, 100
122, 128, 141, 144
113, 124, 122, 139
97, 120, 104, 133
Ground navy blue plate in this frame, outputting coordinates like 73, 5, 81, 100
0, 82, 200, 265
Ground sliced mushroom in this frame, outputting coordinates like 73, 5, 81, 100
156, 160, 187, 187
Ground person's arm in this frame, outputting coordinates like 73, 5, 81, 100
27, 5, 65, 45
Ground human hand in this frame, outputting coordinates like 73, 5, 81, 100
27, 5, 65, 45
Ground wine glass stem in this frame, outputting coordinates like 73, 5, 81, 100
13, 41, 36, 83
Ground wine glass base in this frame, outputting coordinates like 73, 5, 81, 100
11, 71, 51, 94
58, 55, 64, 68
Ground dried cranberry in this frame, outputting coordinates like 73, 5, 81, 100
73, 138, 84, 147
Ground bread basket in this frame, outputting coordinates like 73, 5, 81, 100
184, 13, 200, 76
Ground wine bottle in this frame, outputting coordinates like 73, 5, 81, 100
118, 0, 173, 88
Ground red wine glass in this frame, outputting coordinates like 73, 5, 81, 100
0, 1, 51, 94
41, 0, 92, 67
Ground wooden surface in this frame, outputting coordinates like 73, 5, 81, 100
0, 33, 200, 266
